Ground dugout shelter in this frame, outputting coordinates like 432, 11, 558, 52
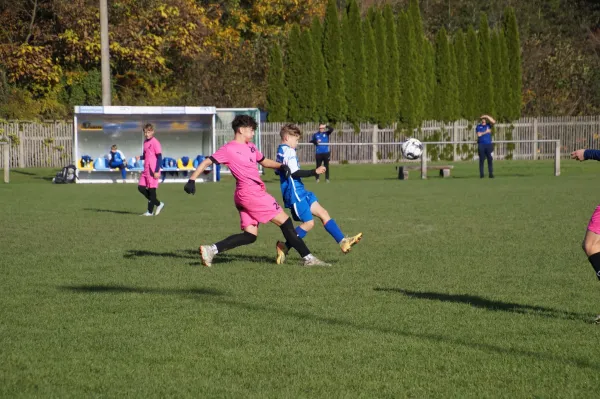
73, 106, 217, 184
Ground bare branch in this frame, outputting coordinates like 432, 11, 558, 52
24, 0, 37, 44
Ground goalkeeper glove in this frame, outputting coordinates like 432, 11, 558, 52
184, 179, 196, 195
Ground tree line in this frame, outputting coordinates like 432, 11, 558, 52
267, 0, 521, 126
0, 0, 598, 120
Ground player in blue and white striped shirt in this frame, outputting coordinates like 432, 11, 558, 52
274, 124, 362, 264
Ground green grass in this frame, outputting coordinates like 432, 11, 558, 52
1, 160, 600, 398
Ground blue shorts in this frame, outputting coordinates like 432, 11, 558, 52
290, 192, 318, 222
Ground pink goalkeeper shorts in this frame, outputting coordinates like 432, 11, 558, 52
587, 206, 600, 235
235, 191, 281, 230
138, 172, 160, 189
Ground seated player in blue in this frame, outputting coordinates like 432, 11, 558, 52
107, 144, 127, 180
275, 123, 362, 264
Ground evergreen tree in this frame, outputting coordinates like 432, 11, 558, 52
285, 24, 303, 122
478, 13, 495, 118
374, 9, 389, 126
363, 11, 378, 123
266, 42, 287, 122
490, 29, 505, 121
504, 6, 522, 120
346, 0, 366, 123
298, 29, 316, 122
434, 27, 453, 121
498, 29, 511, 121
311, 16, 328, 122
397, 11, 415, 127
323, 0, 347, 122
422, 39, 436, 120
448, 41, 460, 121
408, 0, 425, 125
465, 25, 480, 120
384, 5, 399, 123
454, 30, 469, 119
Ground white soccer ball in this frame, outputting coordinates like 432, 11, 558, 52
402, 138, 423, 160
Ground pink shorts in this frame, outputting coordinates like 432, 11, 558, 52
235, 191, 281, 230
139, 172, 160, 189
588, 206, 600, 235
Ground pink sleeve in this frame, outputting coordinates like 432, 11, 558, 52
254, 144, 264, 162
211, 144, 229, 164
153, 139, 162, 154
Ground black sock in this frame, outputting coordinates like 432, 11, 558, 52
588, 252, 600, 281
215, 231, 257, 253
280, 218, 310, 258
147, 188, 160, 212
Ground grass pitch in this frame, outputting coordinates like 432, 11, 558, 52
1, 160, 600, 397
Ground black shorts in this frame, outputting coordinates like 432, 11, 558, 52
316, 153, 330, 164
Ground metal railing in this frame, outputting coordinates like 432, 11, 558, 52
299, 139, 562, 178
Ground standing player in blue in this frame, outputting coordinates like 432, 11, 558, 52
310, 123, 333, 183
275, 124, 362, 264
476, 114, 496, 178
572, 147, 600, 323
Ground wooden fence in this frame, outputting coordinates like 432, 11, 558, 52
2, 116, 600, 168
0, 121, 73, 168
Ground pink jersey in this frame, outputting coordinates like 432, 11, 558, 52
210, 141, 265, 195
143, 137, 162, 174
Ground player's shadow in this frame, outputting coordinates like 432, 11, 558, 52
124, 249, 198, 260
125, 249, 275, 266
374, 288, 589, 322
12, 170, 37, 176
85, 208, 139, 215
63, 284, 600, 372
60, 284, 226, 297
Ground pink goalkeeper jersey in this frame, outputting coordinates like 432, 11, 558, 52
210, 141, 265, 195
143, 137, 162, 174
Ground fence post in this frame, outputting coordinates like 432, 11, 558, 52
421, 145, 427, 179
555, 140, 560, 176
452, 121, 458, 161
17, 125, 25, 168
2, 143, 9, 183
372, 124, 378, 164
533, 118, 539, 160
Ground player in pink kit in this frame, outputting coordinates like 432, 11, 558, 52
136, 123, 165, 216
183, 115, 329, 267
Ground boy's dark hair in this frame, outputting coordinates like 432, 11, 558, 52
143, 123, 154, 132
231, 114, 258, 133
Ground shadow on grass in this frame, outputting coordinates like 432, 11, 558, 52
85, 208, 139, 215
374, 287, 589, 322
124, 249, 275, 265
61, 284, 226, 297
63, 283, 600, 372
12, 170, 37, 176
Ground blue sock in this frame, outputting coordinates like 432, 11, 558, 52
324, 219, 344, 243
295, 226, 307, 239
285, 226, 307, 249
121, 168, 127, 179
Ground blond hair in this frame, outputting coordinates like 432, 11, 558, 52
143, 123, 154, 132
280, 123, 302, 140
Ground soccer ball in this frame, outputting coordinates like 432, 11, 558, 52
402, 138, 423, 160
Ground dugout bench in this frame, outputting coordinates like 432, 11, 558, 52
396, 165, 454, 180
